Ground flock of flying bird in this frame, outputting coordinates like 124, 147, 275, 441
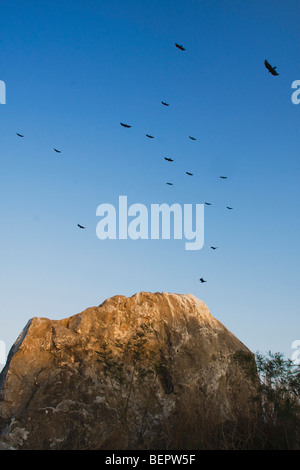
16, 133, 62, 154
119, 45, 280, 283
15, 43, 279, 284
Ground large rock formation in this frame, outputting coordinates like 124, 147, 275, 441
0, 292, 260, 449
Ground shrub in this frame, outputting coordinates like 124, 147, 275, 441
255, 351, 300, 449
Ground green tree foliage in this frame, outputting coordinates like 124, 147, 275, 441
255, 351, 300, 449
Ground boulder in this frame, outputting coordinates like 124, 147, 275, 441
0, 292, 260, 449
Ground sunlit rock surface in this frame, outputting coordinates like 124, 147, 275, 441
0, 292, 260, 449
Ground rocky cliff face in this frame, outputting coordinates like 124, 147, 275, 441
0, 292, 260, 449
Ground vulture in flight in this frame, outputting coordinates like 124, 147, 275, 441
220, 176, 227, 179
146, 134, 154, 138
77, 224, 86, 229
264, 60, 279, 76
120, 122, 132, 128
211, 246, 218, 250
161, 101, 169, 106
164, 157, 174, 162
226, 206, 233, 210
54, 148, 61, 153
166, 182, 173, 186
199, 278, 207, 283
189, 136, 196, 140
175, 43, 186, 51
186, 172, 193, 176
205, 202, 212, 206
16, 133, 24, 137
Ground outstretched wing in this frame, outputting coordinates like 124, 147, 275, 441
265, 60, 279, 75
265, 59, 272, 71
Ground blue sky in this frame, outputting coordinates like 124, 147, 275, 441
0, 0, 299, 363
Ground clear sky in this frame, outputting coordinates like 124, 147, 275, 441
0, 0, 299, 365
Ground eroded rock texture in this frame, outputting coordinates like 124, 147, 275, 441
0, 292, 260, 449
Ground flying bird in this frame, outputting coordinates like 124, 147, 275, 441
166, 182, 173, 186
186, 172, 193, 176
189, 136, 196, 140
211, 246, 218, 250
175, 43, 186, 51
161, 101, 169, 106
77, 224, 86, 229
220, 176, 228, 179
120, 122, 132, 128
199, 278, 207, 283
16, 133, 24, 137
146, 134, 154, 138
226, 206, 233, 210
164, 157, 174, 162
205, 202, 212, 206
264, 60, 279, 76
54, 148, 61, 153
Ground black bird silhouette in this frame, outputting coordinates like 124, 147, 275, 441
166, 182, 173, 186
211, 246, 218, 250
77, 224, 86, 229
146, 134, 154, 138
161, 101, 169, 106
164, 157, 174, 162
54, 148, 61, 153
16, 133, 24, 137
205, 202, 212, 206
220, 176, 228, 179
199, 278, 207, 283
264, 60, 279, 76
226, 206, 233, 210
186, 172, 193, 176
189, 136, 196, 140
120, 122, 132, 128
